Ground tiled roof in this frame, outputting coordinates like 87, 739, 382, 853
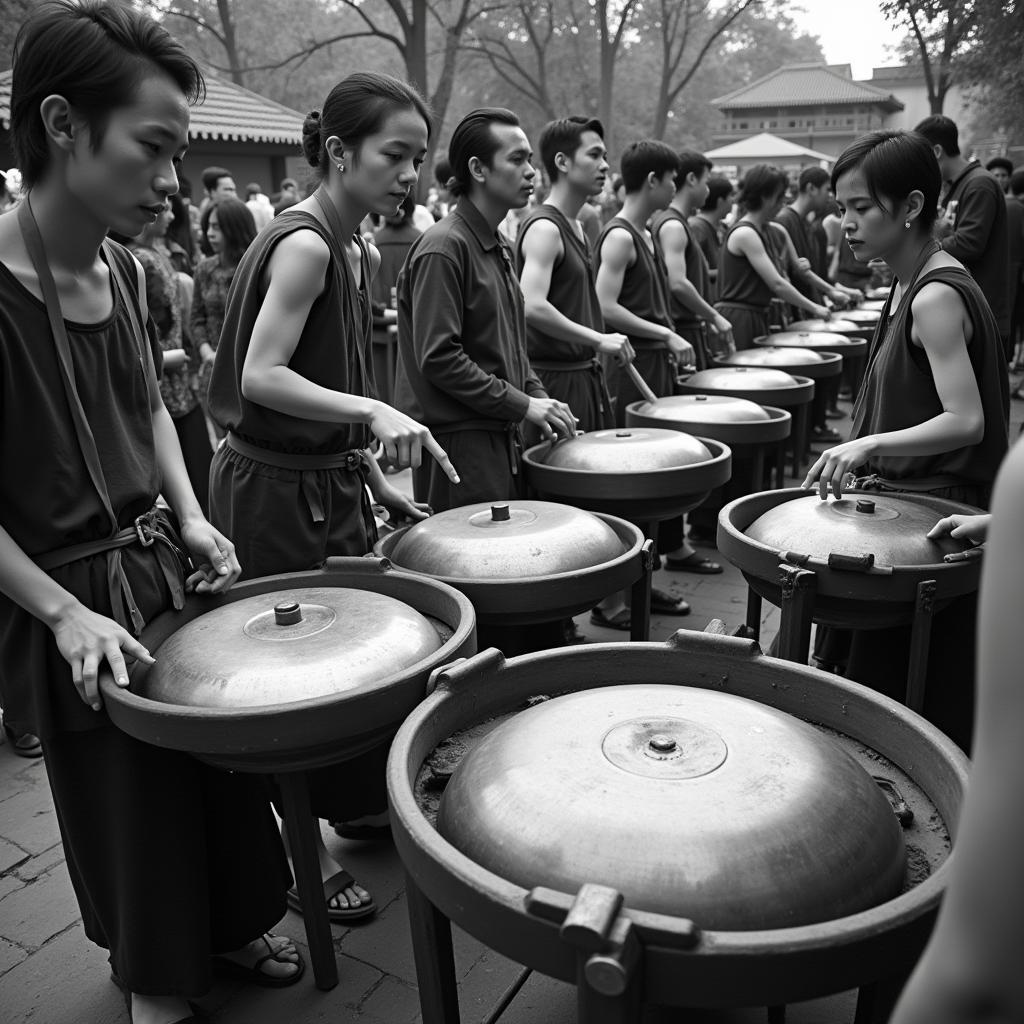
713, 63, 904, 111
705, 132, 834, 162
0, 69, 303, 145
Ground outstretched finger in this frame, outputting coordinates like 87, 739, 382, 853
926, 515, 955, 539
424, 435, 460, 484
801, 454, 826, 492
104, 640, 131, 690
81, 652, 101, 710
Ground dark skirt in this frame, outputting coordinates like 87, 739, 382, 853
605, 346, 675, 427
715, 303, 770, 351
208, 442, 376, 579
43, 724, 291, 997
534, 363, 614, 435
413, 427, 525, 513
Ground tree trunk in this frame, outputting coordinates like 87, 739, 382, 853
405, 0, 430, 97
216, 0, 245, 85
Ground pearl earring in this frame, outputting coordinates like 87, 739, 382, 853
905, 220, 911, 229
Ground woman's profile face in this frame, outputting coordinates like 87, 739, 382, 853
835, 166, 903, 264
206, 210, 223, 253
343, 106, 428, 217
66, 70, 189, 238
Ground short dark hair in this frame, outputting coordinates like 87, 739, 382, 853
539, 116, 605, 181
986, 157, 1013, 176
798, 166, 831, 191
10, 0, 204, 190
1010, 170, 1024, 197
673, 149, 712, 191
448, 108, 521, 197
302, 72, 432, 180
831, 130, 941, 232
620, 140, 679, 193
202, 197, 257, 265
434, 158, 451, 188
202, 166, 233, 194
701, 174, 734, 211
737, 164, 787, 212
245, 181, 262, 198
914, 115, 960, 156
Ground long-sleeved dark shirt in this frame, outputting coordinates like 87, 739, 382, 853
394, 197, 546, 428
940, 162, 1010, 335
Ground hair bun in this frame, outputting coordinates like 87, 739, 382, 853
302, 109, 323, 167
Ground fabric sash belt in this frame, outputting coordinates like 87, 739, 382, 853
530, 359, 600, 373
225, 432, 366, 524
716, 300, 771, 314
34, 507, 186, 634
427, 419, 524, 477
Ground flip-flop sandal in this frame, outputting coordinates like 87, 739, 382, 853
332, 821, 391, 841
286, 869, 376, 924
650, 588, 691, 616
211, 933, 307, 988
589, 607, 631, 631
664, 552, 723, 575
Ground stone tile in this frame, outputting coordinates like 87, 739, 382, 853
337, 892, 416, 985
0, 872, 26, 902
358, 974, 420, 1023
13, 842, 65, 882
493, 969, 577, 1024
210, 954, 383, 1024
0, 935, 27, 977
0, 784, 61, 856
0, 922, 123, 1024
454, 947, 529, 1020
0, 866, 80, 949
0, 836, 29, 874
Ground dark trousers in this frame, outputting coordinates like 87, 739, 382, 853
43, 724, 291, 997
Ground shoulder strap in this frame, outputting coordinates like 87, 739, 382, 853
18, 198, 118, 535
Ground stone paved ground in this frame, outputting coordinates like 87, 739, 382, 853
3, 387, 1021, 1023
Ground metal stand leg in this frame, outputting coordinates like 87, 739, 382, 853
791, 404, 810, 477
746, 587, 763, 643
563, 885, 642, 1024
905, 579, 937, 713
276, 770, 337, 990
629, 539, 655, 643
776, 563, 816, 665
854, 973, 908, 1024
405, 871, 460, 1024
775, 439, 787, 488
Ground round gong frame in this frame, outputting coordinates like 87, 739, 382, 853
375, 511, 655, 641
387, 631, 968, 1024
717, 488, 983, 712
100, 556, 477, 992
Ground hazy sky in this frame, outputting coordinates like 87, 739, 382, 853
788, 0, 906, 80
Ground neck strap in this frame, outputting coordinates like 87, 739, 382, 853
17, 197, 121, 535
